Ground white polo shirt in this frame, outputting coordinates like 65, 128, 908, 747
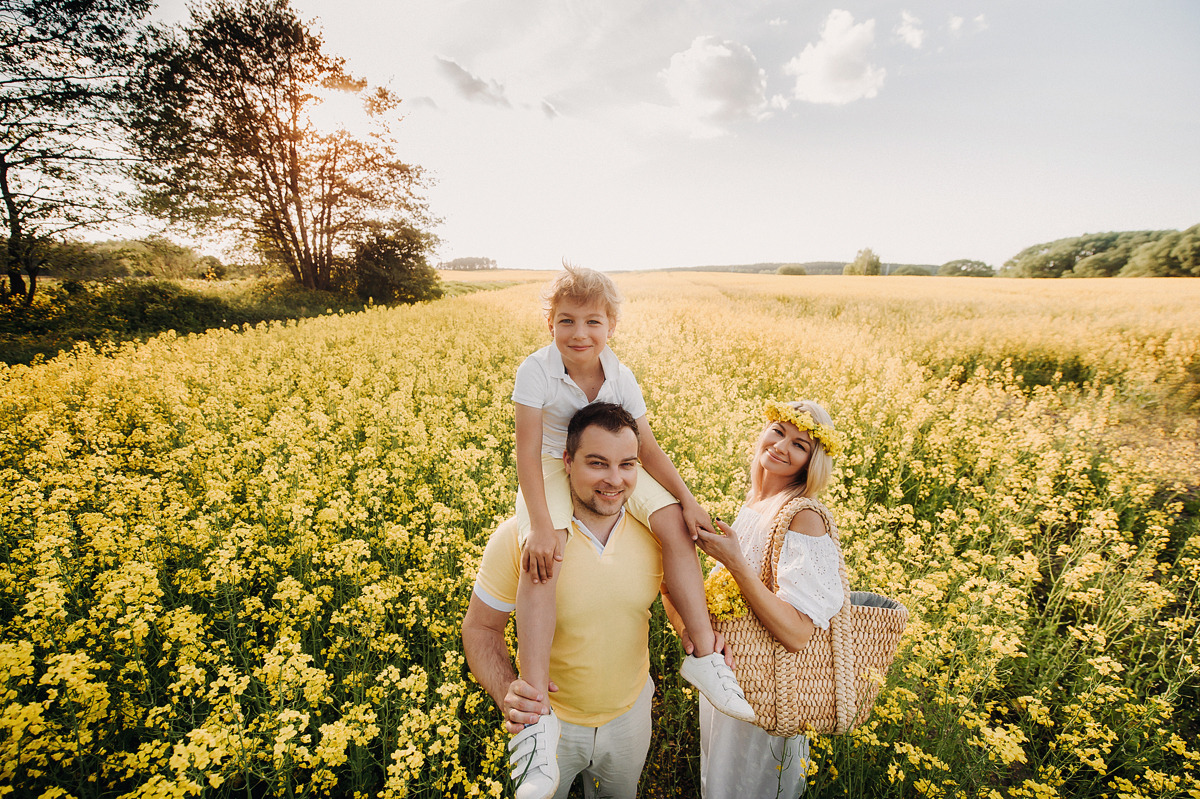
512, 344, 648, 459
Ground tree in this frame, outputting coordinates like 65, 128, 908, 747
843, 248, 881, 276
891, 264, 931, 276
0, 0, 152, 302
776, 264, 806, 275
128, 0, 430, 291
938, 259, 993, 277
1120, 224, 1200, 277
440, 256, 497, 270
1002, 231, 1174, 278
345, 221, 442, 303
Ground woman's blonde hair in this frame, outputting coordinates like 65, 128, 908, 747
541, 261, 622, 324
748, 399, 836, 515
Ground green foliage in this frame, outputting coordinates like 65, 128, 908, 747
37, 235, 230, 280
843, 247, 882, 276
776, 263, 807, 275
128, 0, 430, 291
890, 264, 932, 276
1121, 224, 1200, 276
1001, 229, 1196, 277
0, 278, 371, 365
345, 224, 443, 304
0, 0, 152, 301
938, 259, 993, 277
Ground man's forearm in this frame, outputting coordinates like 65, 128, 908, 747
462, 599, 518, 709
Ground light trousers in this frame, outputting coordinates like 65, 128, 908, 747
552, 679, 654, 799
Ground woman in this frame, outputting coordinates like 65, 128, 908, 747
665, 399, 845, 799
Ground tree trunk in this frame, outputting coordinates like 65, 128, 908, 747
6, 270, 26, 299
0, 155, 28, 299
24, 267, 39, 305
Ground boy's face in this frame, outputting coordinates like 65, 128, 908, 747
549, 297, 614, 369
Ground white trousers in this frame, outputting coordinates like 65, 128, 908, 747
552, 679, 654, 799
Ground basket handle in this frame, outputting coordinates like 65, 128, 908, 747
767, 496, 857, 733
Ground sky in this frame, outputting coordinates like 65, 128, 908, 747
152, 0, 1200, 272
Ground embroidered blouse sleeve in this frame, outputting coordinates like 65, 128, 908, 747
775, 532, 844, 629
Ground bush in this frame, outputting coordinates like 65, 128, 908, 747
891, 264, 931, 276
938, 259, 994, 277
777, 264, 807, 275
347, 224, 443, 304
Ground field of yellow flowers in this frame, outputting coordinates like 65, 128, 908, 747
1, 272, 1197, 798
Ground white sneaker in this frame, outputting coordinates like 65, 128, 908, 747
508, 709, 560, 799
680, 652, 756, 723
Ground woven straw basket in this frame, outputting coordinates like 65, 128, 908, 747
713, 496, 908, 737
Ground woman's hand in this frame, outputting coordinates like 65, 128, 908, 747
695, 519, 750, 577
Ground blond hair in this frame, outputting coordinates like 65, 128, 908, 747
541, 262, 622, 324
748, 399, 836, 516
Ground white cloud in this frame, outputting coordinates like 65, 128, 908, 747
660, 35, 779, 134
435, 56, 511, 106
769, 17, 787, 27
896, 11, 924, 49
785, 10, 886, 105
948, 15, 964, 35
973, 14, 988, 32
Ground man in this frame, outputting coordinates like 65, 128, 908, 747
463, 402, 732, 799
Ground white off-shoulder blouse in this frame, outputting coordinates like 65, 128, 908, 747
717, 503, 844, 629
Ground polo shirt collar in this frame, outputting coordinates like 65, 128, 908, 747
571, 507, 626, 554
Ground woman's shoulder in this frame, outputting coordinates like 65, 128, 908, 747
783, 497, 835, 538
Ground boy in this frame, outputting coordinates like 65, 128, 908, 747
509, 265, 754, 799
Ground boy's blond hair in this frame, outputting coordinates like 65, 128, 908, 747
541, 262, 622, 323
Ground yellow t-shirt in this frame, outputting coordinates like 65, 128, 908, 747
473, 515, 664, 726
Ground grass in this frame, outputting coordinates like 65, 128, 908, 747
0, 276, 509, 366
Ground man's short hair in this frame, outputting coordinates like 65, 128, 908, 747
564, 402, 639, 457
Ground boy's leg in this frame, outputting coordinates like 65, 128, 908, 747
650, 503, 756, 725
515, 532, 566, 695
513, 528, 569, 799
651, 503, 717, 656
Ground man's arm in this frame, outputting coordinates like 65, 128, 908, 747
462, 591, 553, 734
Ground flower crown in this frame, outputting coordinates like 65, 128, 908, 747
763, 400, 846, 458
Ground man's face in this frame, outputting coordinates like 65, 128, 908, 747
564, 424, 640, 519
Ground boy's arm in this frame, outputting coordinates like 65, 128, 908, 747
634, 415, 715, 538
462, 592, 553, 734
515, 402, 564, 582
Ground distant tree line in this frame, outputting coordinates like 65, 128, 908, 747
1001, 226, 1200, 278
439, 257, 498, 270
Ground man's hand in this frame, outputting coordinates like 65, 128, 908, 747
521, 525, 564, 584
502, 678, 559, 735
680, 499, 715, 541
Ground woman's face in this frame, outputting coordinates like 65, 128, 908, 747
756, 420, 814, 482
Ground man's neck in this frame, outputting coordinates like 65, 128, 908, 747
572, 505, 621, 546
